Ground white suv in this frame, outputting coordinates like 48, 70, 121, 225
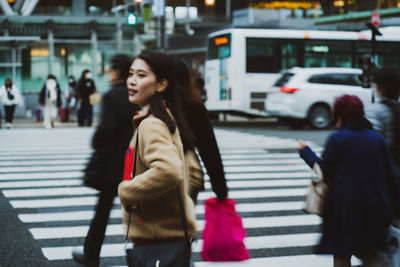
265, 67, 372, 129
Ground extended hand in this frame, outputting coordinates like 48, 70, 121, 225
298, 139, 308, 151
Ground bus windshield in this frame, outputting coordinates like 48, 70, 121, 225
207, 33, 231, 60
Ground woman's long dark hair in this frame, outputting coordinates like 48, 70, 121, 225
136, 51, 195, 151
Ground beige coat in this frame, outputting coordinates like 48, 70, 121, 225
118, 108, 196, 240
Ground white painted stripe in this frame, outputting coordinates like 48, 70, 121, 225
225, 165, 309, 172
0, 165, 85, 173
0, 171, 312, 181
195, 201, 304, 214
20, 209, 121, 223
5, 187, 306, 199
206, 179, 309, 189
224, 172, 314, 180
0, 179, 82, 188
0, 154, 89, 161
223, 159, 304, 165
0, 164, 308, 173
3, 187, 97, 197
10, 196, 104, 208
198, 188, 307, 200
28, 214, 320, 239
222, 153, 300, 159
40, 233, 323, 260
3, 178, 307, 192
194, 255, 361, 267
0, 159, 89, 167
30, 224, 124, 239
0, 171, 83, 180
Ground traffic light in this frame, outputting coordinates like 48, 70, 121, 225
358, 55, 373, 88
127, 5, 137, 25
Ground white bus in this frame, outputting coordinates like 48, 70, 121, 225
204, 27, 400, 117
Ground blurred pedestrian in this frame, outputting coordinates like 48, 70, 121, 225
0, 78, 22, 129
64, 75, 77, 122
298, 94, 400, 267
169, 59, 228, 203
118, 51, 196, 266
77, 69, 96, 127
366, 67, 400, 176
72, 54, 138, 267
39, 75, 62, 129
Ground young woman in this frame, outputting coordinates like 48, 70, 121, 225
298, 94, 400, 267
118, 51, 196, 266
38, 74, 62, 129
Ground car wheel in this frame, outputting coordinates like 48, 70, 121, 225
308, 105, 331, 129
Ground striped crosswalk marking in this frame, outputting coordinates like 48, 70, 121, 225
0, 127, 361, 267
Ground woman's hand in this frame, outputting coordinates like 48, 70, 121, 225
298, 139, 308, 151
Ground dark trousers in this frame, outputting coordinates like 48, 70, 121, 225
4, 105, 16, 123
84, 188, 116, 260
78, 100, 93, 127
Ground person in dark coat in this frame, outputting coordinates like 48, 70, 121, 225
167, 59, 228, 202
298, 94, 400, 267
72, 54, 138, 267
76, 69, 96, 127
366, 67, 400, 176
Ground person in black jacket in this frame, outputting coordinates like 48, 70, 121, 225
72, 54, 139, 267
77, 69, 96, 127
168, 59, 228, 201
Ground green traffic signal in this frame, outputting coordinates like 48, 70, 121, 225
127, 13, 137, 25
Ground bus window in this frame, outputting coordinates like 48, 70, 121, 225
305, 40, 352, 68
356, 41, 400, 70
281, 43, 299, 70
207, 34, 231, 60
246, 38, 276, 73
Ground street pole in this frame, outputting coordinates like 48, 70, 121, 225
365, 22, 382, 103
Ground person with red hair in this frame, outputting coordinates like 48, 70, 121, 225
298, 94, 400, 267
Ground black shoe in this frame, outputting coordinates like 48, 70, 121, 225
72, 248, 99, 267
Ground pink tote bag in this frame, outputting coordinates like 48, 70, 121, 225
201, 197, 250, 261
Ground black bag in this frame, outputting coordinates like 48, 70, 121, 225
126, 241, 190, 267
83, 149, 109, 190
7, 91, 14, 100
125, 131, 192, 267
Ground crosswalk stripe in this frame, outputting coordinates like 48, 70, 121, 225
0, 127, 329, 267
0, 178, 309, 189
3, 186, 308, 199
40, 233, 322, 260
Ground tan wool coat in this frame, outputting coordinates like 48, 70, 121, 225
118, 108, 196, 240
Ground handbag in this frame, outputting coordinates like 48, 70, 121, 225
89, 92, 102, 105
201, 197, 250, 262
125, 131, 191, 267
303, 162, 328, 216
83, 149, 109, 190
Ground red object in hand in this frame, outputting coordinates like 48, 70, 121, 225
123, 146, 134, 181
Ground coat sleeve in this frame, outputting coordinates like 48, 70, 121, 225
118, 118, 183, 206
189, 105, 228, 200
299, 133, 339, 182
92, 93, 118, 149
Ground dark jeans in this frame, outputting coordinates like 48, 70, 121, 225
4, 105, 16, 123
78, 100, 93, 127
84, 188, 117, 260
